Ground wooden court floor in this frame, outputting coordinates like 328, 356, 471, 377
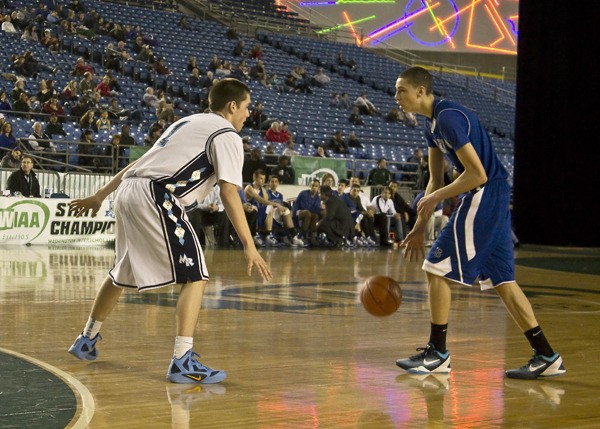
1, 244, 599, 428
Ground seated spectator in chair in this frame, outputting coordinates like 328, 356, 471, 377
142, 87, 160, 109
189, 67, 202, 88
411, 191, 450, 247
13, 92, 33, 115
144, 125, 163, 147
327, 130, 348, 154
388, 180, 416, 234
226, 25, 239, 40
292, 178, 322, 245
245, 101, 272, 130
78, 129, 97, 170
7, 154, 41, 197
264, 121, 287, 143
347, 131, 363, 149
28, 121, 56, 153
79, 72, 95, 96
281, 140, 299, 158
311, 68, 331, 88
232, 39, 245, 57
1, 147, 22, 169
242, 148, 268, 184
348, 106, 364, 125
244, 169, 279, 246
153, 57, 172, 76
340, 92, 351, 109
385, 106, 403, 123
343, 183, 377, 245
96, 75, 117, 98
187, 184, 231, 247
366, 157, 391, 186
41, 28, 60, 52
61, 80, 79, 103
316, 185, 354, 247
354, 92, 380, 116
265, 175, 305, 246
79, 109, 98, 132
0, 123, 18, 151
270, 154, 295, 184
248, 43, 263, 60
314, 145, 328, 158
119, 124, 136, 146
371, 186, 403, 246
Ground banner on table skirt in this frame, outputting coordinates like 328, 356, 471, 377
0, 198, 115, 245
290, 156, 348, 186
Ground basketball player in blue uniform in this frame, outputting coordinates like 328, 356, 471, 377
394, 67, 564, 380
67, 79, 272, 384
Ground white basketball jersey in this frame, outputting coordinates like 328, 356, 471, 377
123, 113, 244, 210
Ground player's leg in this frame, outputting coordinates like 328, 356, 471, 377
167, 280, 226, 384
68, 275, 123, 360
396, 273, 452, 374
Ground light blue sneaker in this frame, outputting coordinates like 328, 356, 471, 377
167, 350, 226, 384
68, 333, 102, 361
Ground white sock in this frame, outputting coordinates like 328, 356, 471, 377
174, 336, 193, 359
83, 317, 102, 339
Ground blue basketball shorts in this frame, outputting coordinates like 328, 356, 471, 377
422, 180, 515, 289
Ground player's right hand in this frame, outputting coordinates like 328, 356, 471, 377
399, 230, 425, 262
245, 247, 272, 281
69, 194, 103, 218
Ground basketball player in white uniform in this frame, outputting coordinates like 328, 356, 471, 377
68, 78, 272, 384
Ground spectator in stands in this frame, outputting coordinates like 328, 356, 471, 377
404, 111, 418, 128
79, 109, 98, 132
28, 121, 55, 153
289, 66, 312, 94
46, 10, 60, 24
188, 184, 230, 247
119, 124, 136, 146
345, 183, 377, 245
330, 93, 341, 108
264, 121, 288, 143
41, 28, 60, 52
336, 52, 356, 69
249, 43, 263, 60
215, 60, 232, 77
311, 68, 331, 88
385, 106, 403, 123
348, 106, 364, 125
415, 154, 429, 190
314, 145, 328, 158
42, 97, 66, 117
110, 23, 126, 42
187, 56, 200, 73
0, 92, 12, 112
265, 144, 275, 155
242, 147, 268, 184
410, 190, 449, 247
367, 157, 392, 186
78, 129, 97, 170
95, 75, 116, 98
96, 110, 111, 131
231, 60, 249, 81
282, 140, 299, 157
328, 130, 348, 154
371, 186, 403, 246
70, 98, 88, 119
0, 123, 18, 151
7, 154, 41, 197
13, 93, 32, 115
60, 80, 78, 103
107, 98, 139, 122
143, 125, 162, 147
105, 71, 122, 93
249, 60, 268, 86
232, 39, 245, 57
2, 15, 18, 33
1, 147, 22, 169
347, 131, 363, 149
153, 57, 172, 76
226, 25, 239, 40
109, 133, 127, 170
389, 180, 416, 233
79, 72, 95, 96
246, 101, 272, 130
156, 100, 175, 125
188, 67, 202, 88
133, 36, 145, 54
36, 79, 53, 104
178, 15, 191, 30
270, 155, 295, 185
142, 87, 160, 109
340, 92, 351, 109
293, 178, 322, 245
21, 24, 39, 41
135, 44, 154, 64
317, 184, 355, 247
354, 92, 380, 116
11, 79, 27, 102
405, 148, 423, 172
72, 57, 95, 78
45, 113, 67, 139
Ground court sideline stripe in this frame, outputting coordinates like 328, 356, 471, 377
0, 347, 95, 429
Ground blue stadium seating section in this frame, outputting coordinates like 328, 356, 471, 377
0, 0, 514, 179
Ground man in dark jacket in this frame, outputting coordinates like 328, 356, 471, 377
316, 185, 353, 246
7, 154, 41, 197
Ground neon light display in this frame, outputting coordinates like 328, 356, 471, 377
289, 0, 519, 54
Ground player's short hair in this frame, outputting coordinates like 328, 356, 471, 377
253, 169, 266, 178
399, 66, 433, 94
320, 185, 332, 197
338, 179, 348, 185
208, 78, 250, 112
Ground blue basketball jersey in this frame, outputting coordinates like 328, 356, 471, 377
424, 97, 508, 181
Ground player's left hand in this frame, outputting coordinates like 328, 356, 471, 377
416, 193, 439, 220
245, 247, 272, 281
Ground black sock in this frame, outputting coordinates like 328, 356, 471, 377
429, 323, 448, 352
524, 326, 554, 357
287, 227, 298, 237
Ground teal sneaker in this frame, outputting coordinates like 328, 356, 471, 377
167, 350, 226, 384
505, 352, 566, 380
68, 333, 101, 361
396, 343, 451, 374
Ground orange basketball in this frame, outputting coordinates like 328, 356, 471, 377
360, 276, 402, 317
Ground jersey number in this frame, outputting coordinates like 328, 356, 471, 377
156, 120, 190, 147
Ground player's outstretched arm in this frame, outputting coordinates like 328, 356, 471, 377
69, 159, 139, 217
220, 180, 272, 281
